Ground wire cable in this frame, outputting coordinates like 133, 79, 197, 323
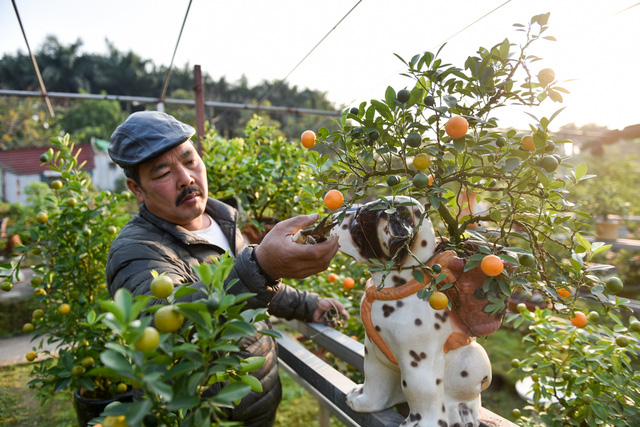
610, 2, 640, 17
160, 0, 193, 101
344, 0, 512, 107
434, 0, 512, 49
11, 0, 55, 117
257, 0, 364, 107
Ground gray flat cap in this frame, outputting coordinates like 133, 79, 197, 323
109, 111, 196, 167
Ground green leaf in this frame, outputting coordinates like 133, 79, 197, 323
443, 95, 457, 108
453, 138, 466, 152
575, 163, 587, 181
592, 243, 612, 256
114, 288, 133, 321
226, 320, 257, 336
99, 349, 133, 375
574, 233, 591, 252
146, 378, 173, 401
175, 286, 198, 300
164, 361, 200, 380
124, 400, 153, 425
435, 273, 448, 284
258, 329, 282, 338
98, 300, 125, 325
187, 372, 205, 395
239, 357, 266, 373
384, 86, 397, 108
166, 394, 200, 411
503, 157, 520, 172
211, 382, 251, 405
413, 270, 425, 285
371, 100, 393, 121
239, 374, 263, 392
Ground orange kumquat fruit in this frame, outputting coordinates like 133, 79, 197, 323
301, 130, 316, 148
324, 190, 344, 210
445, 116, 469, 139
480, 254, 504, 277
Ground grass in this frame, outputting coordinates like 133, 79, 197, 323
0, 362, 341, 427
0, 298, 34, 338
276, 371, 343, 427
477, 325, 527, 421
0, 363, 76, 427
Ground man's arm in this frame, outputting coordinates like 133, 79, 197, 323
269, 284, 350, 326
106, 238, 279, 308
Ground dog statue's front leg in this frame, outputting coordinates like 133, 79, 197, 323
346, 337, 405, 412
394, 351, 449, 427
444, 341, 492, 427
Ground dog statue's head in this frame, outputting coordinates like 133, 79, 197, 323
331, 196, 436, 269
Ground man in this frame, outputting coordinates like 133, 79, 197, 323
106, 111, 348, 426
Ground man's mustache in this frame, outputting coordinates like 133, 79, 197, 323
176, 185, 204, 206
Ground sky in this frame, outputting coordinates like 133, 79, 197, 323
1, 0, 639, 132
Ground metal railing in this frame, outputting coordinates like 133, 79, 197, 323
276, 319, 516, 427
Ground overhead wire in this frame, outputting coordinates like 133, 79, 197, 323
11, 0, 55, 117
160, 0, 193, 102
343, 0, 513, 107
256, 0, 364, 107
611, 1, 640, 16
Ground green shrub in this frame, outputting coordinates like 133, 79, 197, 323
0, 134, 132, 401
509, 306, 640, 426
201, 115, 320, 233
97, 254, 276, 426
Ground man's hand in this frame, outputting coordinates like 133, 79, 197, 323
312, 298, 350, 327
254, 214, 339, 280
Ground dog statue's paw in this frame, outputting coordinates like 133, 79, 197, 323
445, 402, 481, 427
345, 385, 365, 411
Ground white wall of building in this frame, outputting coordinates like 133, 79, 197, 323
3, 172, 41, 205
93, 151, 124, 191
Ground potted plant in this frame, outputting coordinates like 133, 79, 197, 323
95, 255, 275, 426
201, 115, 321, 243
0, 134, 133, 426
570, 146, 638, 241
302, 13, 620, 333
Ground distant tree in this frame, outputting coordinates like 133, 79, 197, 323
0, 97, 59, 149
58, 95, 125, 141
0, 36, 337, 141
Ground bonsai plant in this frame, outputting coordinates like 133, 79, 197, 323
95, 254, 276, 426
302, 13, 624, 331
0, 134, 133, 422
201, 115, 321, 243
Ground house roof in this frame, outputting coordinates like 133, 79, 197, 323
0, 144, 95, 175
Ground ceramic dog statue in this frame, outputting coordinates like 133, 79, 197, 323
331, 196, 492, 427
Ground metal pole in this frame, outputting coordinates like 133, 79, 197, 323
11, 0, 55, 118
0, 89, 341, 117
193, 65, 206, 154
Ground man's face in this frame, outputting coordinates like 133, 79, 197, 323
127, 140, 208, 231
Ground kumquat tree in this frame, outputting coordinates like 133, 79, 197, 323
299, 12, 640, 424
0, 135, 132, 403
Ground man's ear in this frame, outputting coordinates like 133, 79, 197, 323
126, 178, 145, 203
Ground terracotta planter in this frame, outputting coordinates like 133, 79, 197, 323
431, 245, 508, 337
241, 218, 278, 244
73, 387, 133, 427
595, 221, 619, 241
508, 291, 552, 313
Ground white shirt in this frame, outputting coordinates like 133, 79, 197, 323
190, 214, 234, 256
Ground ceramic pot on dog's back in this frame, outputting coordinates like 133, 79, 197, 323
436, 249, 507, 337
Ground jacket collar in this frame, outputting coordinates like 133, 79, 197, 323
138, 198, 240, 253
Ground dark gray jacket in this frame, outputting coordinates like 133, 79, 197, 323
106, 198, 319, 425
